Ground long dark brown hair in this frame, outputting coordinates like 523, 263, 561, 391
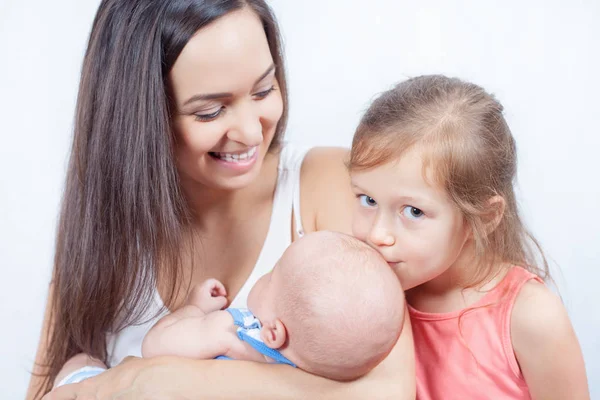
37, 0, 288, 396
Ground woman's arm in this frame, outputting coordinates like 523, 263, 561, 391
298, 147, 356, 235
512, 281, 589, 399
45, 309, 415, 400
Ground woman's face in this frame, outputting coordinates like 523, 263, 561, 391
169, 8, 283, 191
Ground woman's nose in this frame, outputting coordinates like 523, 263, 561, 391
227, 102, 262, 146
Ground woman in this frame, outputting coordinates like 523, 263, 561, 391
28, 0, 415, 398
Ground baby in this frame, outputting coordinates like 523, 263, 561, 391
55, 231, 404, 385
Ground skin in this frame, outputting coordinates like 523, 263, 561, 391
350, 147, 589, 399
29, 7, 415, 400
351, 148, 471, 296
140, 278, 275, 364
139, 230, 405, 382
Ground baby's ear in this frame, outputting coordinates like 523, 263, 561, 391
260, 318, 287, 349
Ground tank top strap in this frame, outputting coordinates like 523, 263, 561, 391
228, 143, 311, 308
484, 266, 542, 304
278, 143, 311, 237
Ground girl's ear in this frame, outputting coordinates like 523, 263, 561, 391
484, 195, 506, 236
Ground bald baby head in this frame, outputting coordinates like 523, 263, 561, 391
275, 231, 405, 381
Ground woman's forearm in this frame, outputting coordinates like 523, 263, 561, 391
44, 311, 415, 400
142, 357, 339, 400
145, 313, 415, 400
146, 357, 411, 400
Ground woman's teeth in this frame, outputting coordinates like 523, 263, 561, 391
211, 147, 257, 163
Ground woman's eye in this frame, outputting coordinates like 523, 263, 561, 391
358, 195, 377, 208
253, 86, 275, 99
402, 206, 424, 220
194, 107, 223, 122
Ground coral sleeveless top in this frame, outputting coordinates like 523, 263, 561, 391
410, 267, 542, 399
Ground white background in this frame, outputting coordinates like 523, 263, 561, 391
1, 0, 598, 397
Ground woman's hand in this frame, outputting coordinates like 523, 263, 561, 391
42, 356, 179, 400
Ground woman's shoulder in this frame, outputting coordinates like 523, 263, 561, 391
299, 147, 354, 235
301, 147, 349, 180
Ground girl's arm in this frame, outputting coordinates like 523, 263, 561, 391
44, 308, 415, 400
512, 281, 590, 400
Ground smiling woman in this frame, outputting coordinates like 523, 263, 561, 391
25, 0, 414, 399
170, 13, 284, 190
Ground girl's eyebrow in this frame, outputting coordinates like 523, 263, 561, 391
350, 182, 368, 192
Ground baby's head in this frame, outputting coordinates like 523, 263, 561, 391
247, 231, 404, 381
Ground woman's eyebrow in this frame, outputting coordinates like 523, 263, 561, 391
253, 63, 276, 85
182, 64, 276, 106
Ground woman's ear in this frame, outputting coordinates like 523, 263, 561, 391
260, 318, 287, 349
484, 195, 506, 235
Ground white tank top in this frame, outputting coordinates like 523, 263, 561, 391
105, 143, 310, 367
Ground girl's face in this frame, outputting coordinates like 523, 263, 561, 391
169, 8, 283, 192
350, 148, 471, 291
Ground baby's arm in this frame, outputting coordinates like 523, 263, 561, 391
53, 353, 107, 389
142, 279, 236, 359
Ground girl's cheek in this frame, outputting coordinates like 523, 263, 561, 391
351, 213, 371, 243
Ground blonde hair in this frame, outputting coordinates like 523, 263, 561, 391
276, 231, 404, 381
350, 75, 549, 287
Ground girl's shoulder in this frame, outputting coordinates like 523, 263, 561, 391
511, 278, 569, 345
505, 266, 564, 343
510, 277, 588, 397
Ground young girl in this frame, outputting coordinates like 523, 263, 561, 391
349, 75, 589, 399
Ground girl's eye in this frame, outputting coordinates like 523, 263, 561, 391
194, 107, 224, 122
402, 206, 424, 220
253, 86, 276, 99
358, 195, 377, 208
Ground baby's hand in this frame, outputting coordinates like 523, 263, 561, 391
187, 278, 228, 314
